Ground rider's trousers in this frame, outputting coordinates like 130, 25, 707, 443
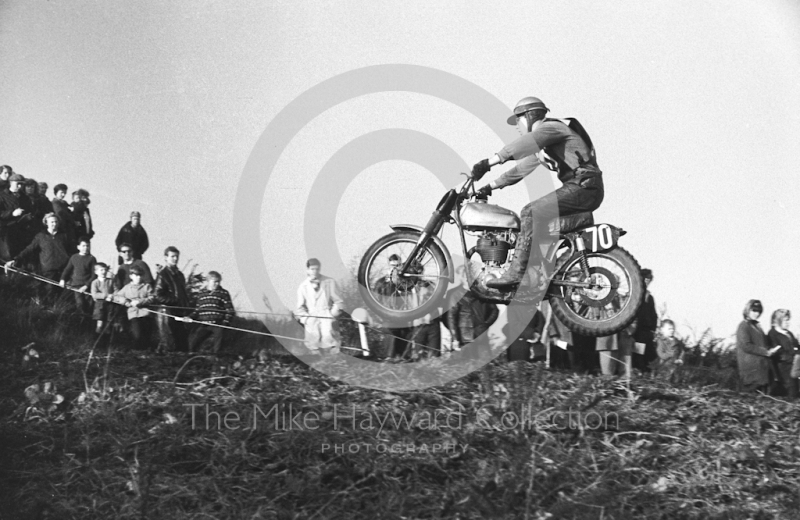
520, 167, 605, 262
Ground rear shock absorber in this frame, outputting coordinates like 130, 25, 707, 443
575, 235, 591, 279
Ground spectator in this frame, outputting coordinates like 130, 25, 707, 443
505, 302, 546, 362
736, 299, 781, 393
143, 246, 190, 353
0, 173, 34, 260
114, 243, 154, 289
597, 322, 635, 377
26, 179, 53, 221
447, 289, 499, 360
0, 165, 12, 192
571, 332, 600, 374
409, 282, 443, 359
115, 211, 149, 261
373, 254, 415, 359
71, 189, 94, 239
24, 179, 53, 240
5, 213, 71, 301
180, 271, 235, 354
51, 184, 76, 251
653, 319, 685, 383
294, 258, 344, 354
37, 182, 48, 200
108, 264, 153, 350
90, 263, 114, 334
59, 236, 96, 316
544, 300, 573, 369
767, 309, 799, 399
633, 268, 658, 372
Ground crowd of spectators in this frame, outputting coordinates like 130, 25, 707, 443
0, 164, 234, 355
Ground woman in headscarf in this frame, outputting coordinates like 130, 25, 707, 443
736, 300, 781, 393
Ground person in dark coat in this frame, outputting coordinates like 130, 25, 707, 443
70, 189, 94, 240
737, 299, 781, 393
0, 174, 35, 260
4, 213, 71, 303
633, 268, 658, 372
115, 211, 149, 261
22, 179, 52, 250
373, 254, 415, 359
0, 165, 12, 193
141, 246, 190, 353
447, 290, 499, 360
51, 184, 76, 252
767, 309, 799, 399
505, 303, 546, 362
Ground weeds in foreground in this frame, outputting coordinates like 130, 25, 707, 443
1, 275, 799, 519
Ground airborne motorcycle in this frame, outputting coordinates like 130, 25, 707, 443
357, 175, 644, 336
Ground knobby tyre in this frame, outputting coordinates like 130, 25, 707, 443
549, 246, 644, 337
357, 231, 449, 326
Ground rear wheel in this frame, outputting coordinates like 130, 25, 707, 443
358, 231, 449, 327
549, 246, 644, 337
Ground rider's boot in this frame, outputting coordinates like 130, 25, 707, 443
486, 235, 533, 290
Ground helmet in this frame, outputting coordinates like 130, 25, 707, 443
506, 96, 549, 125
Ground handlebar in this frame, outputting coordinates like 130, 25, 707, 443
458, 173, 476, 200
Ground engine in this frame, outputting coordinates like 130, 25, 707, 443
474, 231, 515, 267
470, 231, 518, 297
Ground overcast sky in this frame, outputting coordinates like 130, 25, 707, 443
2, 0, 799, 338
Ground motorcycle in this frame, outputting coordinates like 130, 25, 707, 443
357, 175, 644, 336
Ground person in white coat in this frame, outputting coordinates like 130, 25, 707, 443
294, 258, 344, 353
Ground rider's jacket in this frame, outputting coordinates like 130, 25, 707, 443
494, 118, 599, 187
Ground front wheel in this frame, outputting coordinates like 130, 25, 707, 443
358, 231, 450, 326
549, 246, 644, 337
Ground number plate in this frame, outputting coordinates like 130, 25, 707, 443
580, 224, 618, 252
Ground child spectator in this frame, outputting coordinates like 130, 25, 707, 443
180, 271, 235, 354
108, 265, 153, 350
90, 262, 114, 334
60, 236, 96, 316
653, 319, 685, 383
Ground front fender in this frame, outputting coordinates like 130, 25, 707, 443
390, 224, 455, 283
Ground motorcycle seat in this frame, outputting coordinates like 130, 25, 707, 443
547, 211, 594, 235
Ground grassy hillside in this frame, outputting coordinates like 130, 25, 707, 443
1, 275, 799, 520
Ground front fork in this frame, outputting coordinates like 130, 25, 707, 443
399, 211, 444, 276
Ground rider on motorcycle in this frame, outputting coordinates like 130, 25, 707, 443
471, 96, 604, 291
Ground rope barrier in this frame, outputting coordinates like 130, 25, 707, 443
1, 263, 428, 354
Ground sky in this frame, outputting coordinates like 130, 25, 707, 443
1, 0, 799, 340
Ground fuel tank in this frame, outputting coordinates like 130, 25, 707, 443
460, 201, 521, 230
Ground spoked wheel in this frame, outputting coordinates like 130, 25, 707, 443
549, 246, 644, 336
357, 231, 449, 326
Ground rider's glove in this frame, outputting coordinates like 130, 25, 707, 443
476, 184, 492, 197
471, 159, 490, 181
